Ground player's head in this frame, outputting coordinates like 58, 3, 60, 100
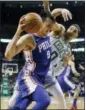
38, 11, 55, 36
66, 24, 81, 40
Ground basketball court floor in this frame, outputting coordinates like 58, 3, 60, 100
1, 96, 84, 109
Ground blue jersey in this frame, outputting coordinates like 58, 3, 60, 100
17, 34, 51, 81
32, 34, 51, 76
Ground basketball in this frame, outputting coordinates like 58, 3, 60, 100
22, 13, 43, 33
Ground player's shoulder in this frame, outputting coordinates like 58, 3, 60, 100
60, 24, 66, 31
22, 33, 35, 42
48, 32, 59, 39
22, 33, 33, 39
22, 33, 36, 47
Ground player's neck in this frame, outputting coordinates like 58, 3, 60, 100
64, 33, 70, 43
36, 31, 45, 37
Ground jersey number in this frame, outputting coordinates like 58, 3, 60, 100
51, 51, 58, 61
47, 50, 51, 59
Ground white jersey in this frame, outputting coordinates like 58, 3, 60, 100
50, 35, 71, 76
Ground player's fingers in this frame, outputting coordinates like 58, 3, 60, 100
19, 15, 26, 24
68, 11, 72, 20
65, 11, 71, 21
62, 13, 66, 22
65, 12, 69, 21
20, 18, 25, 24
21, 23, 27, 28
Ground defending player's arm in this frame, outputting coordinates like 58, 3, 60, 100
43, 0, 72, 36
51, 8, 73, 36
5, 17, 35, 60
79, 64, 85, 71
43, 0, 66, 36
43, 0, 72, 21
43, 0, 51, 15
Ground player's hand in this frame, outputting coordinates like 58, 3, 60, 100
17, 15, 27, 33
61, 9, 72, 22
79, 64, 85, 70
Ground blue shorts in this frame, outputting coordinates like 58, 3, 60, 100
9, 85, 51, 110
9, 70, 51, 110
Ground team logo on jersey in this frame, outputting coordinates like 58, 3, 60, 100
38, 40, 51, 53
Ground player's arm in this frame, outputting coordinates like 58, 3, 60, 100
52, 23, 66, 37
79, 64, 85, 70
68, 60, 80, 77
5, 33, 35, 60
43, 0, 72, 21
43, 0, 65, 36
5, 17, 35, 60
51, 8, 73, 36
43, 0, 71, 37
43, 0, 51, 15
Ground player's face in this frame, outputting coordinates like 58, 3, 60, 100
67, 25, 79, 40
40, 18, 54, 36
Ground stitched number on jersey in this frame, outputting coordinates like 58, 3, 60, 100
51, 51, 58, 61
47, 50, 50, 59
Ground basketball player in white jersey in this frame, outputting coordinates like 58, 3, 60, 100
43, 1, 81, 109
48, 21, 80, 109
50, 9, 81, 110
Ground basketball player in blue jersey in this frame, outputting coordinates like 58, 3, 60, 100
4, 1, 72, 109
5, 10, 56, 110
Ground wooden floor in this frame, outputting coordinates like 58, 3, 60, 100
1, 96, 84, 109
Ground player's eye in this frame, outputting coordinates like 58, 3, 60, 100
73, 29, 77, 33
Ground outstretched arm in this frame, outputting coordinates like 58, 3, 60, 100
43, 0, 65, 36
43, 0, 72, 21
51, 8, 72, 36
43, 0, 72, 36
43, 0, 51, 14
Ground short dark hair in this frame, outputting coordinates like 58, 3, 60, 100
40, 10, 55, 22
72, 24, 81, 33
